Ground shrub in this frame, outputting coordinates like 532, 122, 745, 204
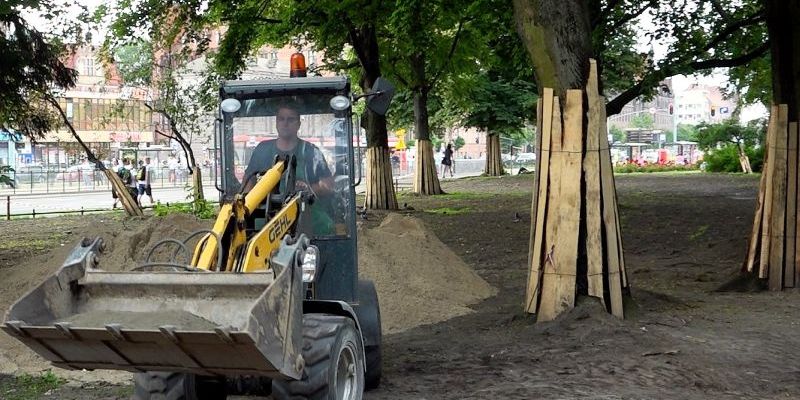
153, 199, 216, 219
703, 144, 763, 173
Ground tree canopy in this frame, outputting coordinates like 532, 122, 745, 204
1, 0, 77, 138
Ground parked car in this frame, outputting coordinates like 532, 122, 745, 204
54, 164, 101, 183
12, 165, 49, 184
515, 153, 537, 164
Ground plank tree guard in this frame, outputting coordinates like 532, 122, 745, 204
744, 104, 800, 289
365, 146, 399, 210
413, 139, 443, 195
485, 134, 505, 176
525, 60, 627, 321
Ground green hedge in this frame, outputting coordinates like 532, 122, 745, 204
703, 144, 764, 173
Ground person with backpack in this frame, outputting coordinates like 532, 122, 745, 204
136, 159, 152, 205
112, 158, 137, 208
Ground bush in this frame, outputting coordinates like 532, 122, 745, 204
703, 144, 764, 173
613, 163, 699, 174
153, 199, 216, 219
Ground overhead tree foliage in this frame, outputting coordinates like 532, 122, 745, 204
514, 0, 770, 114
99, 35, 220, 201
380, 0, 488, 193
0, 0, 77, 138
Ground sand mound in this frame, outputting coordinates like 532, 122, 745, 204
359, 213, 496, 334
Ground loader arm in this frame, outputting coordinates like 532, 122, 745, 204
190, 157, 309, 273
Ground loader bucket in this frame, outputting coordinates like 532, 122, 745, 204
2, 237, 304, 379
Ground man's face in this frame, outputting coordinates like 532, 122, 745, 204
276, 107, 301, 140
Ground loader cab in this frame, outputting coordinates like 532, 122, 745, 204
217, 77, 360, 302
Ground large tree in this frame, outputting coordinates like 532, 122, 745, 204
211, 0, 400, 209
1, 1, 142, 215
512, 0, 771, 319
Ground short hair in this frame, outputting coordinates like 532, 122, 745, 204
275, 98, 304, 115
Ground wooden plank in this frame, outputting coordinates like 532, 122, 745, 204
538, 91, 583, 321
525, 90, 554, 313
785, 121, 798, 287
768, 105, 789, 289
746, 160, 769, 272
584, 61, 604, 298
759, 106, 780, 278
537, 95, 563, 319
598, 100, 623, 317
528, 101, 544, 273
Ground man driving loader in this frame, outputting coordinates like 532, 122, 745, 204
243, 99, 335, 235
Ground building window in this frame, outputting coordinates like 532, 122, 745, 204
82, 58, 95, 76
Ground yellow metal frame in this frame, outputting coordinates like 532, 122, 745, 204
190, 160, 301, 272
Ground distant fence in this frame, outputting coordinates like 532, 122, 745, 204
0, 166, 218, 195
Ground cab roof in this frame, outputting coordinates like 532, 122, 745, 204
221, 76, 349, 98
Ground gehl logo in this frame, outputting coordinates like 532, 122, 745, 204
269, 214, 292, 242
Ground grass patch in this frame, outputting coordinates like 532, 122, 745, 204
0, 234, 67, 252
424, 206, 472, 215
0, 372, 66, 400
689, 225, 709, 241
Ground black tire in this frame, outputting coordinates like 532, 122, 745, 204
133, 372, 227, 400
272, 314, 365, 400
356, 279, 382, 391
364, 345, 381, 390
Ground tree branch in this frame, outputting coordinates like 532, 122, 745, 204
689, 41, 770, 70
607, 41, 770, 116
430, 17, 467, 89
702, 11, 765, 52
708, 0, 731, 20
604, 0, 656, 33
43, 94, 104, 170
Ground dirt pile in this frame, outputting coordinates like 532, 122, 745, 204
358, 213, 496, 334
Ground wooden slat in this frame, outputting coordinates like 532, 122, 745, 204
746, 137, 771, 272
537, 96, 564, 320
525, 90, 554, 313
584, 61, 604, 298
785, 121, 798, 287
760, 105, 780, 278
539, 91, 583, 321
768, 105, 789, 289
598, 102, 623, 317
528, 101, 544, 273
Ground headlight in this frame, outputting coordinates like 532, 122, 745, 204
221, 98, 241, 113
330, 95, 350, 111
302, 245, 319, 282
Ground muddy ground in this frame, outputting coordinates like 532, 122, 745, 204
5, 172, 800, 399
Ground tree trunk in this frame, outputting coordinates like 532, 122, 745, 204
411, 54, 443, 195
485, 133, 505, 176
350, 25, 398, 210
512, 0, 593, 96
46, 94, 143, 216
167, 117, 203, 201
737, 142, 753, 174
742, 1, 800, 290
514, 1, 626, 321
765, 0, 800, 115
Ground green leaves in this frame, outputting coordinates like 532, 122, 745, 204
0, 3, 77, 138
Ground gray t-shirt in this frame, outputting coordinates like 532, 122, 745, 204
244, 139, 331, 186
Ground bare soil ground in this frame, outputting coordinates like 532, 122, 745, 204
5, 172, 800, 399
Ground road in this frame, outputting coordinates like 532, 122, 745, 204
1, 170, 486, 217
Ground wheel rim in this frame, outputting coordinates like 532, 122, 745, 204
335, 342, 358, 400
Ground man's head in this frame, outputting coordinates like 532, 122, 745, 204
276, 101, 301, 141
145, 157, 151, 164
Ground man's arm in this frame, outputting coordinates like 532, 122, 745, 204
303, 144, 334, 196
